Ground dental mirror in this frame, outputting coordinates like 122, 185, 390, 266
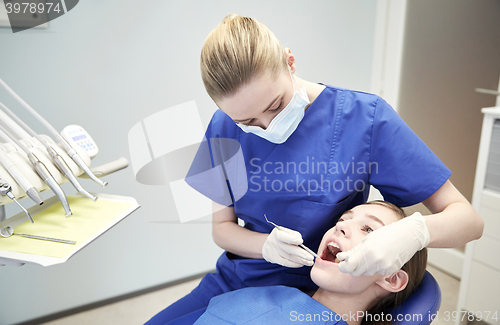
0, 226, 76, 245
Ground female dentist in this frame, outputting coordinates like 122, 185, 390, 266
146, 14, 483, 324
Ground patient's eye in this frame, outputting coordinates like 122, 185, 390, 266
338, 217, 345, 222
361, 225, 373, 233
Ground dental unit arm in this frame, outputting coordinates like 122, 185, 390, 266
0, 76, 127, 223
0, 130, 129, 217
0, 123, 73, 217
0, 101, 97, 202
0, 77, 107, 188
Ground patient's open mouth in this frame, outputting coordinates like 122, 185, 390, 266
321, 242, 342, 263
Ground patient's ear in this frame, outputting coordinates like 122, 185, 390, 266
375, 270, 408, 293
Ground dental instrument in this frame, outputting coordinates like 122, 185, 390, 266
0, 226, 76, 245
0, 146, 43, 205
264, 214, 320, 259
0, 77, 108, 188
0, 124, 72, 217
0, 101, 97, 202
0, 178, 34, 223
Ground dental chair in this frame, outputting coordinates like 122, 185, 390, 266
390, 270, 441, 325
162, 270, 441, 325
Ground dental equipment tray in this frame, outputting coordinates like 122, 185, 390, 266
0, 193, 139, 267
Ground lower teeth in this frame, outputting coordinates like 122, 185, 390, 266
334, 257, 339, 263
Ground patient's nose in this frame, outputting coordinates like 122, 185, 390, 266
335, 221, 350, 238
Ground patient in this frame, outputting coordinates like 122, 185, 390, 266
193, 201, 428, 325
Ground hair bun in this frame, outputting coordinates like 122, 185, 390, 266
223, 13, 243, 23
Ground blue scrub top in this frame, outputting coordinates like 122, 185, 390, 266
186, 85, 451, 294
194, 286, 349, 325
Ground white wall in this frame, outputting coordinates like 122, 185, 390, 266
0, 1, 377, 324
389, 0, 500, 278
398, 0, 500, 202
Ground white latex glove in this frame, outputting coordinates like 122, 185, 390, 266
262, 226, 315, 268
337, 212, 430, 276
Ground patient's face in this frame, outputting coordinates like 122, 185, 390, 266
311, 204, 400, 294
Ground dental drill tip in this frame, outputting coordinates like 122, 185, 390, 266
101, 181, 108, 188
80, 190, 98, 202
61, 199, 72, 217
26, 187, 43, 205
87, 193, 98, 201
64, 170, 98, 202
62, 202, 73, 217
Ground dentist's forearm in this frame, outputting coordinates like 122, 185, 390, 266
213, 220, 267, 259
422, 180, 484, 248
425, 201, 483, 248
211, 201, 267, 259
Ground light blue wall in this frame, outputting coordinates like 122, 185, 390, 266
0, 1, 376, 323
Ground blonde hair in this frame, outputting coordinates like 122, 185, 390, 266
200, 14, 287, 102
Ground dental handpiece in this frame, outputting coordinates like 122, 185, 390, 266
56, 135, 108, 188
0, 147, 43, 205
0, 124, 72, 217
47, 146, 97, 201
27, 152, 72, 217
0, 77, 108, 188
0, 101, 97, 201
0, 178, 34, 223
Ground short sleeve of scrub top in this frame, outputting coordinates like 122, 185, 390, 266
367, 96, 452, 206
185, 112, 244, 208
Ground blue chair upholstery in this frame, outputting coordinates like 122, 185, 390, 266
390, 271, 441, 325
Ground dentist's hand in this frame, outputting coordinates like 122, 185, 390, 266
337, 212, 430, 276
262, 226, 314, 268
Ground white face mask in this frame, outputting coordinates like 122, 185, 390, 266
236, 69, 310, 144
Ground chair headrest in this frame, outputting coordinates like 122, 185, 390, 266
389, 270, 441, 325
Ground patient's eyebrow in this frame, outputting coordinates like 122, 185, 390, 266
340, 210, 353, 219
365, 214, 385, 227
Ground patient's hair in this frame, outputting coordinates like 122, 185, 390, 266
361, 201, 428, 325
200, 14, 287, 102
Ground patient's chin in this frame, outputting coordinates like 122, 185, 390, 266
311, 265, 381, 295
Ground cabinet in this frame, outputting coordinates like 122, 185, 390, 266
457, 107, 500, 325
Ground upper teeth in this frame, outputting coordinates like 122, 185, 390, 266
328, 242, 340, 249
